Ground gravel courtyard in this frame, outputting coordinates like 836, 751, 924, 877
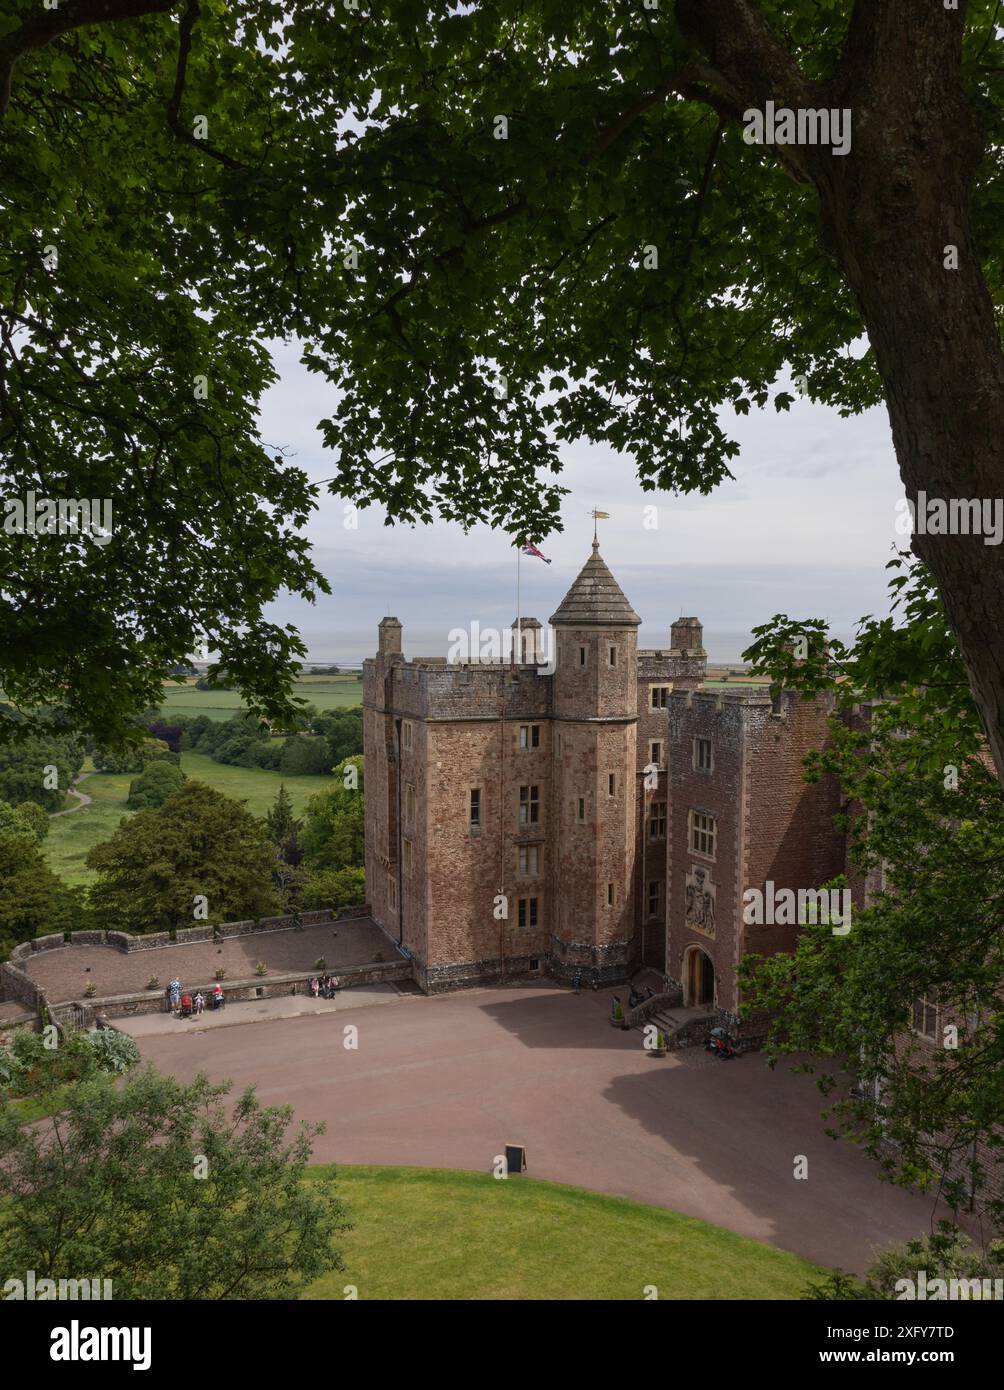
135, 980, 944, 1276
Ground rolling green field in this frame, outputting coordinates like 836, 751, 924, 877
157, 674, 364, 721
176, 751, 331, 818
302, 1166, 822, 1301
42, 768, 135, 886
42, 754, 332, 886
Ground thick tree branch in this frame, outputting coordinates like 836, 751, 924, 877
0, 0, 179, 117
165, 0, 244, 170
833, 0, 971, 109
674, 0, 822, 182
675, 0, 820, 111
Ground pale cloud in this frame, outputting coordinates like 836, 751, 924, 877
258, 342, 905, 666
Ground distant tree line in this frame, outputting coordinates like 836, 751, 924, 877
144, 708, 363, 779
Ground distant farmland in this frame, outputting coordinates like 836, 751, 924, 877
157, 673, 364, 721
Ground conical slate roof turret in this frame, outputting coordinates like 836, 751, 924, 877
549, 542, 641, 627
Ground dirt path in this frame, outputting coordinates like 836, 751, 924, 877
48, 770, 95, 818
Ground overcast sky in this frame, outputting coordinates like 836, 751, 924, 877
258, 339, 908, 667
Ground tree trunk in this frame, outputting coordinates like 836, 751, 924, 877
679, 0, 1004, 790
820, 152, 1004, 787
815, 10, 1004, 789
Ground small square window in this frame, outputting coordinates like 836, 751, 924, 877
651, 686, 670, 709
650, 741, 662, 767
648, 802, 667, 839
912, 997, 939, 1041
519, 785, 539, 826
519, 723, 541, 749
518, 896, 539, 930
518, 845, 540, 878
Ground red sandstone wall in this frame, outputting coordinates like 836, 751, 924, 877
424, 719, 551, 975
666, 693, 746, 1014
739, 691, 846, 977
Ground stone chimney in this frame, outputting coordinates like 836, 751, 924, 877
378, 616, 403, 657
670, 616, 704, 654
510, 616, 543, 664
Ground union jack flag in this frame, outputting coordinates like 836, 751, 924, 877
521, 541, 551, 564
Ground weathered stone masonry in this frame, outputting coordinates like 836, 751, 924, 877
363, 544, 850, 1017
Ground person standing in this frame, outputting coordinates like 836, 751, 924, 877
194, 991, 205, 1016
573, 969, 582, 995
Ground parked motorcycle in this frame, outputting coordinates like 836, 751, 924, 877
706, 1027, 737, 1060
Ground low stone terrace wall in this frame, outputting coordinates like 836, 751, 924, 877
0, 906, 383, 1021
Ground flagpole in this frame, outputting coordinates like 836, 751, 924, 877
516, 542, 522, 665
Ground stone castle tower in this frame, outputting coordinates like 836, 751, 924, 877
549, 540, 641, 979
362, 543, 707, 991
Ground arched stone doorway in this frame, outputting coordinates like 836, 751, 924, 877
684, 946, 715, 1008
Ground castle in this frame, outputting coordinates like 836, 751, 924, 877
363, 542, 848, 1025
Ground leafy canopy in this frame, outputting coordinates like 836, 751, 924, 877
4, 2, 1003, 741
86, 778, 282, 932
0, 1060, 348, 1300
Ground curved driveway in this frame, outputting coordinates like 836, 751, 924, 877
136, 982, 944, 1275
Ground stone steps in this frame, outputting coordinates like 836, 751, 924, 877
635, 1005, 713, 1042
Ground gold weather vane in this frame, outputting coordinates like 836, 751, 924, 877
590, 508, 610, 543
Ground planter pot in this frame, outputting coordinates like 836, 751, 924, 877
610, 1016, 624, 1028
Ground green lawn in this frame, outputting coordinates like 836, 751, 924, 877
303, 1165, 822, 1301
177, 751, 331, 819
158, 675, 364, 721
42, 755, 331, 886
43, 768, 136, 886
4, 1087, 72, 1124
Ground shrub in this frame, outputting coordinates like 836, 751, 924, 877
127, 759, 185, 811
0, 1027, 139, 1099
84, 1029, 141, 1074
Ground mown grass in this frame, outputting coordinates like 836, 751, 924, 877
302, 1165, 822, 1301
4, 1086, 72, 1123
42, 756, 331, 886
43, 769, 136, 887
158, 675, 364, 721
177, 752, 331, 819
